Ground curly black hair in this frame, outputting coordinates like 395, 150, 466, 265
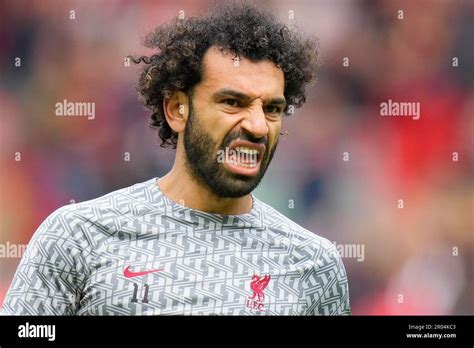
130, 1, 320, 148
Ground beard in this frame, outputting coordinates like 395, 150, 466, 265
183, 100, 278, 199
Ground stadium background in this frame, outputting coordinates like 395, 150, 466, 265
0, 0, 472, 314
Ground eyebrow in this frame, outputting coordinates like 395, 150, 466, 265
212, 88, 286, 107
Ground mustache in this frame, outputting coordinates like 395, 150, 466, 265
221, 131, 268, 149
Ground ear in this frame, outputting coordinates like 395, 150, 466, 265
163, 91, 190, 133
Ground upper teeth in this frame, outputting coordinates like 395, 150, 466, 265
235, 146, 258, 155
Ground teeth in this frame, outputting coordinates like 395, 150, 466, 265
235, 146, 258, 155
228, 158, 257, 167
232, 162, 257, 168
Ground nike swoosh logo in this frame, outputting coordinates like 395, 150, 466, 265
124, 265, 164, 278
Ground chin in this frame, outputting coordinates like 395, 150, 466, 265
209, 177, 260, 199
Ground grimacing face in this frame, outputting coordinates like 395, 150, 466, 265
183, 47, 286, 198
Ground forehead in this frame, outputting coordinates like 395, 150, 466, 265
199, 46, 285, 97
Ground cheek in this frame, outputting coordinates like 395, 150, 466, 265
194, 104, 227, 146
220, 117, 244, 141
268, 122, 282, 148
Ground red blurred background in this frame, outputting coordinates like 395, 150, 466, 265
0, 0, 472, 314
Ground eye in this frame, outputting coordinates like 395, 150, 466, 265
223, 99, 241, 107
264, 105, 283, 114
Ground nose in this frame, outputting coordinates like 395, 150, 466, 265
240, 105, 269, 139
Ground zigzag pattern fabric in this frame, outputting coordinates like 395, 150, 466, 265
0, 178, 350, 315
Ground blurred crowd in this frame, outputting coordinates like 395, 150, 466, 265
0, 0, 472, 314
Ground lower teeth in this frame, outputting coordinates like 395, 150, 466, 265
227, 151, 258, 168
229, 160, 256, 168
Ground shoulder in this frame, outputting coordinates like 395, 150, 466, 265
70, 177, 158, 217
31, 178, 159, 244
254, 198, 350, 313
253, 197, 338, 259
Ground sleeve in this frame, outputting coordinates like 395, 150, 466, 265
302, 241, 351, 315
0, 206, 91, 315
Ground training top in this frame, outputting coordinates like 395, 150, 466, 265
0, 177, 351, 315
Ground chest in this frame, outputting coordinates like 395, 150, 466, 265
77, 229, 309, 315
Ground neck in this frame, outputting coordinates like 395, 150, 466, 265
157, 148, 253, 215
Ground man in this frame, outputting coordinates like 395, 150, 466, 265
1, 2, 350, 315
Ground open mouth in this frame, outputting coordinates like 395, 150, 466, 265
222, 141, 265, 176
229, 146, 260, 167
